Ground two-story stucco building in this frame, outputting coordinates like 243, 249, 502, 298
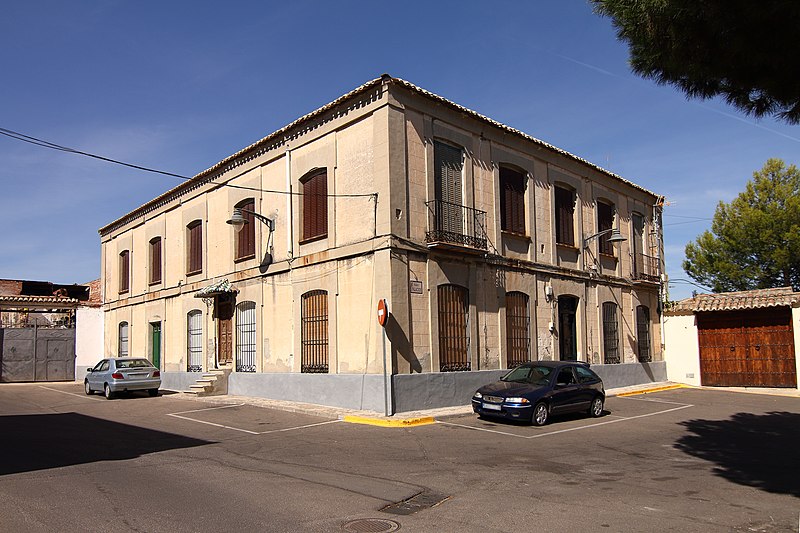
99, 75, 666, 413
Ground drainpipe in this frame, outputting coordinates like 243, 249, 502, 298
286, 148, 293, 259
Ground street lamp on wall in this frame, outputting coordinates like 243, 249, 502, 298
226, 207, 276, 268
582, 227, 626, 250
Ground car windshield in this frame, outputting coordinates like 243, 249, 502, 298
116, 359, 154, 369
501, 365, 552, 386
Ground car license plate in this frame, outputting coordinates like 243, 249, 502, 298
482, 403, 501, 411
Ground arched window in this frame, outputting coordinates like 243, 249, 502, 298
234, 198, 256, 261
500, 167, 526, 235
505, 291, 530, 367
301, 170, 328, 242
597, 201, 616, 256
438, 284, 470, 372
149, 237, 162, 285
187, 310, 203, 372
118, 321, 129, 357
636, 305, 652, 362
602, 302, 620, 364
186, 220, 203, 275
236, 301, 257, 372
301, 290, 328, 373
119, 250, 130, 293
554, 186, 575, 246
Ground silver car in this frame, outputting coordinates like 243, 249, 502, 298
85, 358, 161, 399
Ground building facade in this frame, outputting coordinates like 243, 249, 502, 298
99, 76, 666, 412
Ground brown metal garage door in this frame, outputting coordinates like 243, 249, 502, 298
697, 308, 797, 388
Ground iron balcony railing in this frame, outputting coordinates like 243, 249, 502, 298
425, 200, 488, 251
633, 253, 660, 282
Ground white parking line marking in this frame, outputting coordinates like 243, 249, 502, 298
39, 386, 97, 400
166, 404, 341, 435
437, 403, 694, 439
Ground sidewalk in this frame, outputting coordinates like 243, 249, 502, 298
164, 380, 723, 426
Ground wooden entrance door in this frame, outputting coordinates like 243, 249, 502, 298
697, 308, 797, 387
216, 295, 234, 366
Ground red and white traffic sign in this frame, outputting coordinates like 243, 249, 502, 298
377, 299, 388, 327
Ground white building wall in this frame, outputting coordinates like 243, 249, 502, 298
663, 313, 701, 386
75, 307, 104, 376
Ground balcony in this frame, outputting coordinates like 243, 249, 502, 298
633, 253, 660, 283
425, 200, 487, 252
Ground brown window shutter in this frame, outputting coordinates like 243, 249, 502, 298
555, 187, 575, 246
236, 199, 255, 260
150, 238, 161, 284
119, 251, 129, 293
188, 221, 202, 274
597, 202, 614, 255
302, 170, 327, 241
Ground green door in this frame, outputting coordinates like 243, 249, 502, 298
151, 322, 161, 369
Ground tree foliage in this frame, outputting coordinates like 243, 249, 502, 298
592, 0, 800, 124
683, 159, 800, 292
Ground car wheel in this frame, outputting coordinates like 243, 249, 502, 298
589, 396, 604, 418
84, 380, 92, 395
104, 383, 114, 400
148, 389, 158, 397
532, 402, 548, 426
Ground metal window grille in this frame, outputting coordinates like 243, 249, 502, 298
438, 284, 471, 372
118, 321, 129, 357
301, 290, 329, 373
500, 167, 526, 234
602, 302, 620, 364
236, 301, 257, 372
505, 291, 530, 367
149, 237, 162, 284
302, 171, 328, 242
636, 305, 652, 362
555, 186, 575, 246
119, 251, 130, 293
187, 310, 203, 372
235, 199, 256, 260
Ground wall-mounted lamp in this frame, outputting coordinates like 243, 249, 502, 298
582, 227, 626, 249
227, 207, 276, 269
226, 207, 274, 232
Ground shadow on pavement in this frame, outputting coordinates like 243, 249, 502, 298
675, 411, 800, 497
0, 412, 214, 476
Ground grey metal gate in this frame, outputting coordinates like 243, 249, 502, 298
0, 326, 76, 382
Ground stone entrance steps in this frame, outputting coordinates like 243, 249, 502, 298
188, 368, 231, 396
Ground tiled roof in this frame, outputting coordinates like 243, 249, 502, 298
0, 295, 80, 306
667, 287, 800, 314
99, 75, 659, 236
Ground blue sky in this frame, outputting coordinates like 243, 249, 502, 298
1, 1, 797, 300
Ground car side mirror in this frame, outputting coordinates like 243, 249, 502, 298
86, 368, 93, 373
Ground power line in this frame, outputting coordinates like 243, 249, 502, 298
0, 126, 376, 199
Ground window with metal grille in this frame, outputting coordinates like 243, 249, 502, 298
236, 301, 257, 372
500, 167, 526, 235
555, 186, 575, 246
119, 250, 130, 293
118, 321, 129, 357
149, 237, 162, 285
438, 284, 470, 372
301, 170, 327, 242
505, 291, 530, 367
187, 220, 203, 275
636, 305, 652, 362
234, 199, 256, 261
301, 290, 328, 373
187, 310, 203, 372
597, 202, 615, 256
602, 302, 620, 364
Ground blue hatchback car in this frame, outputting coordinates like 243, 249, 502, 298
472, 361, 605, 426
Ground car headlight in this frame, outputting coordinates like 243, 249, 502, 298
473, 391, 483, 399
504, 397, 530, 404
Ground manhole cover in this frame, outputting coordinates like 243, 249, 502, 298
341, 518, 400, 532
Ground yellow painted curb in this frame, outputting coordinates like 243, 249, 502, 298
616, 384, 689, 397
342, 415, 436, 427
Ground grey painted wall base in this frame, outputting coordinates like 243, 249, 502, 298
164, 362, 667, 415
161, 372, 204, 392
